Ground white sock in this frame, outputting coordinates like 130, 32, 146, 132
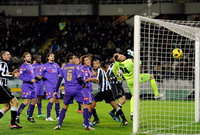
11, 106, 18, 111
0, 109, 4, 114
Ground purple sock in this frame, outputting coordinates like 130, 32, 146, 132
17, 103, 26, 116
89, 111, 92, 119
55, 103, 60, 118
58, 108, 67, 126
28, 104, 35, 117
47, 102, 53, 118
83, 108, 90, 127
37, 103, 42, 115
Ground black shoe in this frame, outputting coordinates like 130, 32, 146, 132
92, 119, 100, 126
120, 120, 128, 127
10, 124, 22, 129
0, 112, 3, 119
109, 111, 121, 122
27, 117, 35, 123
16, 116, 20, 124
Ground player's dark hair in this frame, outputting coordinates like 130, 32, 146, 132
114, 54, 119, 62
80, 54, 92, 65
33, 54, 41, 63
46, 52, 55, 61
66, 53, 76, 63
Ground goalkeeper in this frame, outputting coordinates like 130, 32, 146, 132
112, 50, 162, 119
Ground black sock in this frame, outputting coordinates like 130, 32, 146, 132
78, 103, 81, 110
111, 109, 116, 114
11, 111, 17, 125
92, 108, 99, 121
0, 112, 3, 119
116, 109, 127, 121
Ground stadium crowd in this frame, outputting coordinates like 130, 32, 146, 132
0, 15, 132, 68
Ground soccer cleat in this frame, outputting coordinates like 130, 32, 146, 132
27, 117, 35, 123
16, 116, 20, 124
10, 124, 22, 129
92, 119, 100, 126
154, 93, 164, 100
85, 126, 95, 131
109, 111, 121, 122
0, 112, 3, 119
76, 110, 83, 113
120, 120, 128, 127
53, 125, 61, 130
37, 114, 46, 119
46, 117, 55, 121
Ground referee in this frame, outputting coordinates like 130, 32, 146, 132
86, 58, 128, 127
0, 51, 22, 129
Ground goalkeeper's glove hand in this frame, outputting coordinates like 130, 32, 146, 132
127, 49, 134, 57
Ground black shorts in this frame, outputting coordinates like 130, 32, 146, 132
0, 86, 14, 104
94, 90, 115, 103
110, 83, 125, 99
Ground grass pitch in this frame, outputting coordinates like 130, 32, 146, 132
0, 100, 131, 135
1, 99, 200, 135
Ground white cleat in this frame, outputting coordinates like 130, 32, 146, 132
154, 93, 164, 99
46, 117, 55, 121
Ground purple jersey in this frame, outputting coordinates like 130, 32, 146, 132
61, 64, 82, 88
60, 64, 83, 104
32, 63, 44, 96
19, 63, 36, 99
81, 65, 93, 90
42, 62, 61, 88
80, 65, 93, 104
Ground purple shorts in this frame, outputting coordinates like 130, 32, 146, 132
81, 88, 92, 104
45, 87, 60, 99
21, 83, 36, 99
63, 88, 83, 105
35, 81, 45, 96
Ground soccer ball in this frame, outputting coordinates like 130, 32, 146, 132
172, 48, 183, 59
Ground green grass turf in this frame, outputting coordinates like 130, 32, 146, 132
1, 100, 200, 135
0, 100, 132, 135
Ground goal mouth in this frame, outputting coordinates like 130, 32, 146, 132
132, 15, 200, 135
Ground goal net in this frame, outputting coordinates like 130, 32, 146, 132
133, 15, 200, 135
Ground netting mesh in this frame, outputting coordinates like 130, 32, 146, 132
136, 16, 200, 134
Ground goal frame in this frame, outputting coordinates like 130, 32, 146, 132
132, 15, 200, 134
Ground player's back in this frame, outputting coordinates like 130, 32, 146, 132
62, 63, 81, 88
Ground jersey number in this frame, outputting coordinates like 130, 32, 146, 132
120, 67, 129, 74
66, 70, 73, 81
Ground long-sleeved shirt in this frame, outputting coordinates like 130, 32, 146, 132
19, 63, 35, 83
42, 62, 61, 88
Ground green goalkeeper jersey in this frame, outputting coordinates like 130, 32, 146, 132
113, 59, 134, 80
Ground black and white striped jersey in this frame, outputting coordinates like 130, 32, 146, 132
106, 63, 122, 84
0, 59, 13, 87
96, 68, 111, 92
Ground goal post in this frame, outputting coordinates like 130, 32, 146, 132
133, 15, 200, 134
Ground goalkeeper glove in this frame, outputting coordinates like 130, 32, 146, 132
127, 49, 134, 57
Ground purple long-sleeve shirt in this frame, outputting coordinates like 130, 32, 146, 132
42, 62, 61, 88
32, 63, 44, 77
19, 63, 35, 83
81, 65, 93, 90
